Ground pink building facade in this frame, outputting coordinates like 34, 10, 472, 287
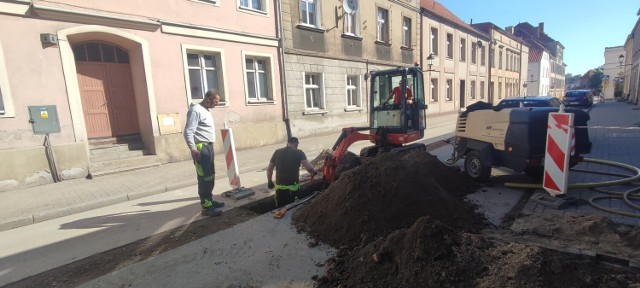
0, 0, 285, 190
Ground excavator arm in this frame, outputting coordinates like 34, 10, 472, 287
323, 127, 379, 183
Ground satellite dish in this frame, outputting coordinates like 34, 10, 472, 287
343, 0, 358, 14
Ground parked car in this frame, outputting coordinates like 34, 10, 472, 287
495, 96, 563, 109
563, 90, 593, 108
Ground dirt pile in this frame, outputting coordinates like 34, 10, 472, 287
293, 149, 640, 287
292, 150, 483, 248
316, 216, 640, 288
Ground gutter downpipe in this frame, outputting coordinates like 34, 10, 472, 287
275, 0, 291, 138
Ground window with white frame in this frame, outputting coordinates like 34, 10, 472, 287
377, 7, 389, 43
470, 80, 476, 99
186, 51, 224, 102
346, 75, 360, 107
430, 27, 438, 55
460, 38, 466, 62
244, 55, 273, 102
0, 41, 13, 117
304, 73, 324, 109
402, 17, 411, 47
430, 78, 438, 102
446, 33, 453, 59
446, 79, 452, 101
240, 0, 265, 12
471, 42, 477, 64
343, 11, 358, 35
300, 0, 319, 27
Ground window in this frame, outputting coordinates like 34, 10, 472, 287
460, 38, 466, 62
73, 42, 129, 63
446, 33, 453, 59
0, 42, 12, 117
506, 51, 510, 71
240, 0, 265, 12
186, 51, 224, 102
480, 46, 486, 66
344, 11, 358, 35
301, 0, 319, 27
244, 55, 273, 102
304, 73, 324, 109
470, 80, 476, 99
430, 27, 438, 55
498, 79, 502, 99
346, 75, 360, 107
480, 81, 485, 99
377, 8, 389, 43
402, 17, 411, 47
430, 78, 438, 102
446, 79, 452, 101
471, 42, 477, 64
498, 49, 503, 69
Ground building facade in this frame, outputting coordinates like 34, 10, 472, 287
280, 0, 421, 138
514, 22, 565, 98
0, 0, 285, 190
624, 9, 640, 105
603, 46, 625, 100
420, 0, 490, 112
473, 23, 529, 103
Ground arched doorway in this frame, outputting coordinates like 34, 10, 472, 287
73, 42, 140, 138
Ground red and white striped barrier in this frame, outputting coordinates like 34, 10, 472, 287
221, 124, 241, 188
543, 110, 574, 196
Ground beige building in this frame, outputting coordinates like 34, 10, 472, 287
473, 23, 529, 103
420, 0, 490, 113
0, 0, 285, 190
280, 0, 421, 137
624, 9, 640, 105
603, 46, 625, 100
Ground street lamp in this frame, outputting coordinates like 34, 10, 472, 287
425, 53, 436, 72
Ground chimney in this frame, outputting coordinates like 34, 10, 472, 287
538, 22, 544, 36
505, 26, 514, 34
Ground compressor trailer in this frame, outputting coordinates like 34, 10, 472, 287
450, 102, 592, 182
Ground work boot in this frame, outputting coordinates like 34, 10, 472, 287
201, 207, 222, 217
212, 201, 225, 208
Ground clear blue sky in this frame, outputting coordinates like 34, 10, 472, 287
436, 0, 638, 76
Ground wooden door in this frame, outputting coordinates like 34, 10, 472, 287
77, 63, 112, 138
106, 64, 139, 135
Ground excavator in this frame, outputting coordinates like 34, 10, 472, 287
322, 66, 428, 183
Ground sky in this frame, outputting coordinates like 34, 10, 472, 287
436, 0, 639, 76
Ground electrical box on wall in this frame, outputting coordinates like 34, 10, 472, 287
40, 33, 58, 45
28, 105, 61, 134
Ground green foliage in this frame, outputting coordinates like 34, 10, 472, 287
588, 70, 605, 94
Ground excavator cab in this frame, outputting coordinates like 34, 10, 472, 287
370, 66, 426, 144
322, 66, 428, 183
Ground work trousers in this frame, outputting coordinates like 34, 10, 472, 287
194, 143, 215, 207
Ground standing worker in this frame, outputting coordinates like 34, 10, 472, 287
267, 137, 317, 208
184, 89, 225, 217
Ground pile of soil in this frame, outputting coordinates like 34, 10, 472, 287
293, 150, 640, 287
293, 150, 483, 248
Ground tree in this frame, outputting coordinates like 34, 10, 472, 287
588, 70, 604, 94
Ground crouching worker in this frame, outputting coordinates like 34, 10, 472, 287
266, 137, 318, 208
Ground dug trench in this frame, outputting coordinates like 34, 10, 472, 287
7, 144, 640, 287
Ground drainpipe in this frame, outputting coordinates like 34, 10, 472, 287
275, 0, 291, 138
518, 40, 523, 96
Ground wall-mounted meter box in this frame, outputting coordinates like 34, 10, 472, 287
28, 105, 61, 134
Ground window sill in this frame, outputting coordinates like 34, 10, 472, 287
238, 6, 268, 16
400, 46, 413, 51
344, 107, 364, 112
341, 33, 362, 41
374, 40, 391, 46
247, 100, 275, 105
296, 24, 325, 33
302, 109, 329, 116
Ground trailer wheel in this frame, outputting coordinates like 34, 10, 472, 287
464, 150, 491, 182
